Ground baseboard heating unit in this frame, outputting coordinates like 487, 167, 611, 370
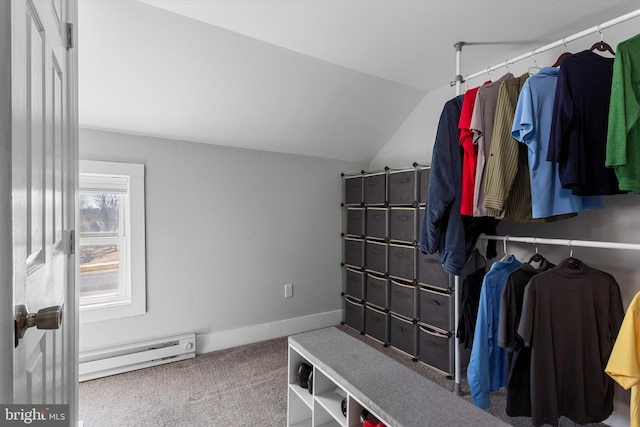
79, 333, 196, 382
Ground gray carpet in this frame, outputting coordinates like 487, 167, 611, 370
79, 326, 608, 426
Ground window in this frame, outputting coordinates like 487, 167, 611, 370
79, 160, 146, 323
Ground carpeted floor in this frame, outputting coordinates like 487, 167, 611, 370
79, 326, 608, 426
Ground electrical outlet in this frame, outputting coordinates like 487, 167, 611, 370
284, 283, 293, 298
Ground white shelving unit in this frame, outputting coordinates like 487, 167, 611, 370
287, 327, 511, 427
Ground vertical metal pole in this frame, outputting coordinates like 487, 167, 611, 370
453, 41, 464, 396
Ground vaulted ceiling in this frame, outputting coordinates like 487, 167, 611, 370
78, 1, 640, 163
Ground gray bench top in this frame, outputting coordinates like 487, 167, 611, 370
289, 327, 509, 427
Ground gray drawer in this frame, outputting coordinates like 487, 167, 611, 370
345, 267, 365, 300
366, 273, 388, 309
389, 279, 417, 319
344, 175, 363, 206
364, 172, 386, 206
418, 167, 430, 205
389, 208, 417, 243
389, 243, 415, 280
365, 240, 387, 274
344, 238, 364, 269
344, 297, 364, 332
418, 323, 453, 375
365, 304, 389, 344
346, 207, 365, 237
390, 313, 418, 357
417, 251, 450, 290
419, 286, 455, 331
366, 207, 388, 240
388, 169, 416, 206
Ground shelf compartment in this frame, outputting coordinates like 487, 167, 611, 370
288, 386, 313, 427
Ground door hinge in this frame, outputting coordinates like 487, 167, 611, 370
68, 230, 75, 255
66, 22, 74, 49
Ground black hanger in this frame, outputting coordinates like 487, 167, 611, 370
552, 52, 572, 67
591, 28, 615, 56
591, 41, 615, 56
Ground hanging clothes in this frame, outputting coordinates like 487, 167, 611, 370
497, 258, 554, 417
548, 50, 625, 196
517, 258, 625, 426
470, 73, 513, 217
420, 96, 498, 275
606, 33, 640, 193
467, 254, 521, 409
459, 84, 485, 216
456, 249, 487, 349
605, 290, 640, 427
511, 67, 603, 217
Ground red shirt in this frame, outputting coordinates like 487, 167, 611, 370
459, 85, 483, 216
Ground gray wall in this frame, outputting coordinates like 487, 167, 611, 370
370, 22, 639, 427
79, 128, 366, 353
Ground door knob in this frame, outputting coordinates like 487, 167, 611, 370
14, 304, 63, 347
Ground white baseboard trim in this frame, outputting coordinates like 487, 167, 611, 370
196, 310, 342, 355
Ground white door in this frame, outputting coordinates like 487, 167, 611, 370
1, 0, 78, 424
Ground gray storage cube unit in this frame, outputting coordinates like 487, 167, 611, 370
344, 238, 364, 269
388, 169, 416, 206
364, 172, 386, 206
418, 167, 431, 205
346, 207, 365, 237
419, 286, 455, 332
388, 243, 416, 281
389, 279, 417, 319
389, 208, 417, 244
366, 273, 388, 309
365, 240, 387, 275
418, 251, 450, 290
344, 297, 364, 332
345, 267, 365, 300
365, 303, 389, 344
390, 313, 418, 357
344, 175, 363, 206
366, 207, 388, 240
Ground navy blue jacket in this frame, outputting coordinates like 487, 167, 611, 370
420, 95, 497, 275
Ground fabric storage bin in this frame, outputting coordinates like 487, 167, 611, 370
388, 169, 416, 206
366, 273, 388, 309
365, 303, 389, 344
344, 297, 364, 332
418, 167, 430, 205
365, 240, 387, 274
346, 207, 365, 237
417, 251, 450, 290
344, 175, 363, 206
419, 286, 455, 331
389, 208, 417, 244
388, 243, 415, 280
344, 238, 364, 269
390, 313, 417, 357
366, 207, 388, 240
418, 323, 454, 375
364, 172, 386, 206
389, 279, 417, 319
345, 267, 365, 300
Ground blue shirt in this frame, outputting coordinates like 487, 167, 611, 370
467, 255, 522, 409
511, 67, 603, 218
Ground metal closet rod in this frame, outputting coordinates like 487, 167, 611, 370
479, 234, 640, 251
463, 8, 640, 82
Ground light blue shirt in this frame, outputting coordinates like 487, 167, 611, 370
511, 67, 603, 217
467, 255, 522, 409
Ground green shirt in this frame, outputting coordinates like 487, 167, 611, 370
606, 33, 640, 193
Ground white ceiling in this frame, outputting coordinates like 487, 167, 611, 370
78, 0, 640, 163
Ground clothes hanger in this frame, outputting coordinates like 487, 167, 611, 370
590, 26, 615, 56
565, 240, 582, 269
499, 236, 511, 262
551, 52, 572, 67
527, 52, 541, 75
528, 241, 544, 264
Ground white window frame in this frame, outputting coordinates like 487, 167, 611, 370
79, 160, 146, 323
